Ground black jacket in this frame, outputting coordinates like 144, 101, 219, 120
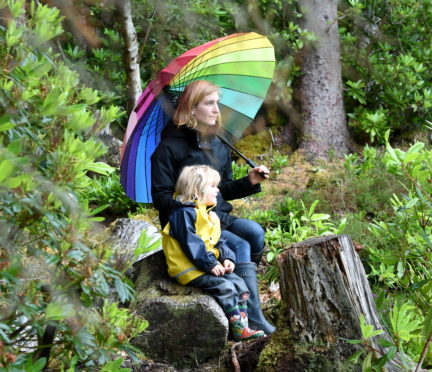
151, 123, 261, 229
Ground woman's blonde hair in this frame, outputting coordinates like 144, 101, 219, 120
175, 165, 220, 204
173, 80, 222, 129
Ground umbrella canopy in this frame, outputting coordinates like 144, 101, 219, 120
120, 32, 275, 203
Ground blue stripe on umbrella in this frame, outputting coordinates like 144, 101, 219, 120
135, 99, 164, 203
124, 98, 159, 200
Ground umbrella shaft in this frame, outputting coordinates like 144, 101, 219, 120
216, 135, 257, 168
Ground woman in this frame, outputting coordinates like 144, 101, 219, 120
151, 80, 275, 334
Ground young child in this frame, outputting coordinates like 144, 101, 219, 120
162, 165, 265, 341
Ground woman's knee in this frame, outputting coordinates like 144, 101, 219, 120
229, 219, 265, 250
221, 229, 251, 262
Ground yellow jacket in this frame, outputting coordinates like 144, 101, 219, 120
162, 202, 236, 285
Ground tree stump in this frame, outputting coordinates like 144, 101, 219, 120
258, 234, 405, 371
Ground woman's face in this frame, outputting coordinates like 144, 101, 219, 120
193, 91, 220, 126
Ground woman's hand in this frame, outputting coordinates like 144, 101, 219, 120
211, 264, 225, 276
248, 165, 270, 185
223, 259, 235, 274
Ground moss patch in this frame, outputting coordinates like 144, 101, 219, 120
235, 130, 273, 161
258, 328, 360, 372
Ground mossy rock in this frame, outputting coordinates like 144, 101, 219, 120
131, 250, 229, 367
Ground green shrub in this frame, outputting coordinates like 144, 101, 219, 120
263, 198, 346, 282
340, 0, 432, 143
0, 2, 145, 368
344, 137, 432, 368
231, 160, 249, 180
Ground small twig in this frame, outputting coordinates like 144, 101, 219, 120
402, 167, 432, 205
268, 128, 274, 156
230, 342, 241, 372
56, 39, 67, 61
415, 332, 432, 372
138, 8, 156, 63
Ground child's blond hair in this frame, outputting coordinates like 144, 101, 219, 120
175, 165, 220, 204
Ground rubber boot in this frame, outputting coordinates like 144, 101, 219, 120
251, 247, 265, 265
234, 262, 276, 335
227, 306, 265, 341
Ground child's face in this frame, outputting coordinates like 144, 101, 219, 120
205, 184, 219, 206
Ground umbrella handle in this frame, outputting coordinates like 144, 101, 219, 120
216, 135, 268, 178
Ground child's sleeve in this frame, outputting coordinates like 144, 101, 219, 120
216, 238, 236, 264
169, 208, 219, 273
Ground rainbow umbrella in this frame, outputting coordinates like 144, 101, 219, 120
120, 32, 275, 203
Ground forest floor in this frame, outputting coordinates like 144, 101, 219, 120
232, 151, 315, 212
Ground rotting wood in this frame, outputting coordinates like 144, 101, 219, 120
275, 234, 411, 371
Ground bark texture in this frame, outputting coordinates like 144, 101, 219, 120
298, 0, 350, 159
117, 0, 142, 114
261, 234, 404, 371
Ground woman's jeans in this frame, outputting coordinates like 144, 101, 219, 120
222, 218, 265, 263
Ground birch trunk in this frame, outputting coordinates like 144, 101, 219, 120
117, 0, 142, 114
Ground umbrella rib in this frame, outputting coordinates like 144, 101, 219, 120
174, 68, 274, 82
173, 60, 275, 86
174, 49, 274, 83
171, 77, 272, 101
185, 34, 269, 65
173, 36, 273, 82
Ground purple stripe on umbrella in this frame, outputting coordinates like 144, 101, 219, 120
124, 98, 159, 199
136, 89, 157, 119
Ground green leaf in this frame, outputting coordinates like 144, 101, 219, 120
136, 230, 161, 258
46, 302, 73, 321
386, 142, 401, 164
346, 339, 364, 344
403, 141, 424, 164
396, 261, 404, 279
26, 357, 47, 372
0, 323, 11, 343
114, 277, 134, 303
0, 120, 15, 131
0, 159, 14, 182
390, 302, 422, 342
86, 162, 115, 175
375, 290, 385, 310
7, 139, 22, 155
89, 204, 109, 216
349, 350, 364, 363
362, 351, 372, 371
100, 358, 130, 372
373, 347, 397, 370
360, 315, 384, 339
422, 307, 432, 339
378, 338, 395, 348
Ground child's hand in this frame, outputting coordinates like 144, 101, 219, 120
211, 264, 225, 276
223, 260, 235, 274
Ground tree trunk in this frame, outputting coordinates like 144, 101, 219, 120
263, 234, 407, 371
117, 0, 142, 115
298, 0, 350, 159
